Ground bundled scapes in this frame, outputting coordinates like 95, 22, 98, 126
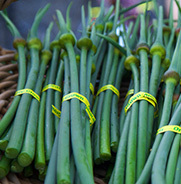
1, 0, 181, 184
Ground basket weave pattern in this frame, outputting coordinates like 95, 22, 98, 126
0, 47, 17, 120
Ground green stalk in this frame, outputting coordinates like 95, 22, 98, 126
110, 56, 125, 152
11, 159, 24, 173
77, 6, 95, 176
129, 16, 140, 50
100, 48, 120, 159
92, 54, 108, 165
111, 110, 131, 184
0, 155, 11, 179
92, 41, 115, 161
29, 4, 50, 39
136, 86, 180, 184
119, 80, 133, 135
44, 127, 59, 184
66, 40, 94, 184
174, 147, 181, 184
5, 39, 42, 159
90, 27, 108, 88
18, 49, 51, 167
57, 52, 71, 184
152, 102, 181, 184
77, 6, 93, 136
166, 133, 181, 184
125, 62, 140, 184
57, 10, 94, 184
35, 71, 50, 173
54, 60, 64, 132
136, 14, 149, 178
147, 6, 166, 153
70, 154, 75, 184
122, 23, 140, 183
45, 40, 61, 161
0, 125, 13, 151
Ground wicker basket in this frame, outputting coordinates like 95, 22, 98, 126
0, 47, 17, 119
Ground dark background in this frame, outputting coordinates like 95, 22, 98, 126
0, 0, 100, 50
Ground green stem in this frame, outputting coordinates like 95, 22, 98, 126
5, 46, 41, 159
137, 48, 149, 178
54, 61, 64, 132
119, 80, 133, 135
57, 54, 71, 184
125, 63, 139, 184
44, 125, 59, 184
11, 159, 24, 173
35, 71, 50, 173
111, 110, 131, 184
166, 133, 181, 184
100, 50, 119, 160
18, 50, 51, 167
65, 41, 94, 184
30, 4, 50, 39
147, 54, 163, 153
137, 13, 149, 176
110, 56, 125, 152
0, 124, 13, 151
174, 147, 181, 183
0, 155, 11, 179
152, 82, 179, 183
45, 46, 60, 161
136, 81, 176, 184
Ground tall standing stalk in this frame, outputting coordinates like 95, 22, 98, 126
146, 6, 166, 154
99, 0, 120, 160
124, 27, 140, 183
56, 52, 71, 184
45, 38, 61, 161
136, 14, 149, 178
57, 10, 94, 184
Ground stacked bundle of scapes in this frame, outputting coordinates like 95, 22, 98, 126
0, 0, 181, 184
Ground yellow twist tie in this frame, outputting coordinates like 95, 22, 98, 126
90, 83, 95, 95
42, 84, 61, 93
62, 92, 96, 126
125, 91, 157, 113
96, 84, 120, 98
125, 89, 134, 99
157, 125, 181, 135
52, 105, 61, 118
15, 89, 40, 102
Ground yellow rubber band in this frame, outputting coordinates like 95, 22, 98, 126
62, 92, 96, 126
125, 89, 134, 99
90, 83, 94, 95
52, 105, 61, 118
157, 125, 181, 135
15, 89, 40, 102
125, 91, 157, 113
42, 84, 61, 93
96, 84, 120, 98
